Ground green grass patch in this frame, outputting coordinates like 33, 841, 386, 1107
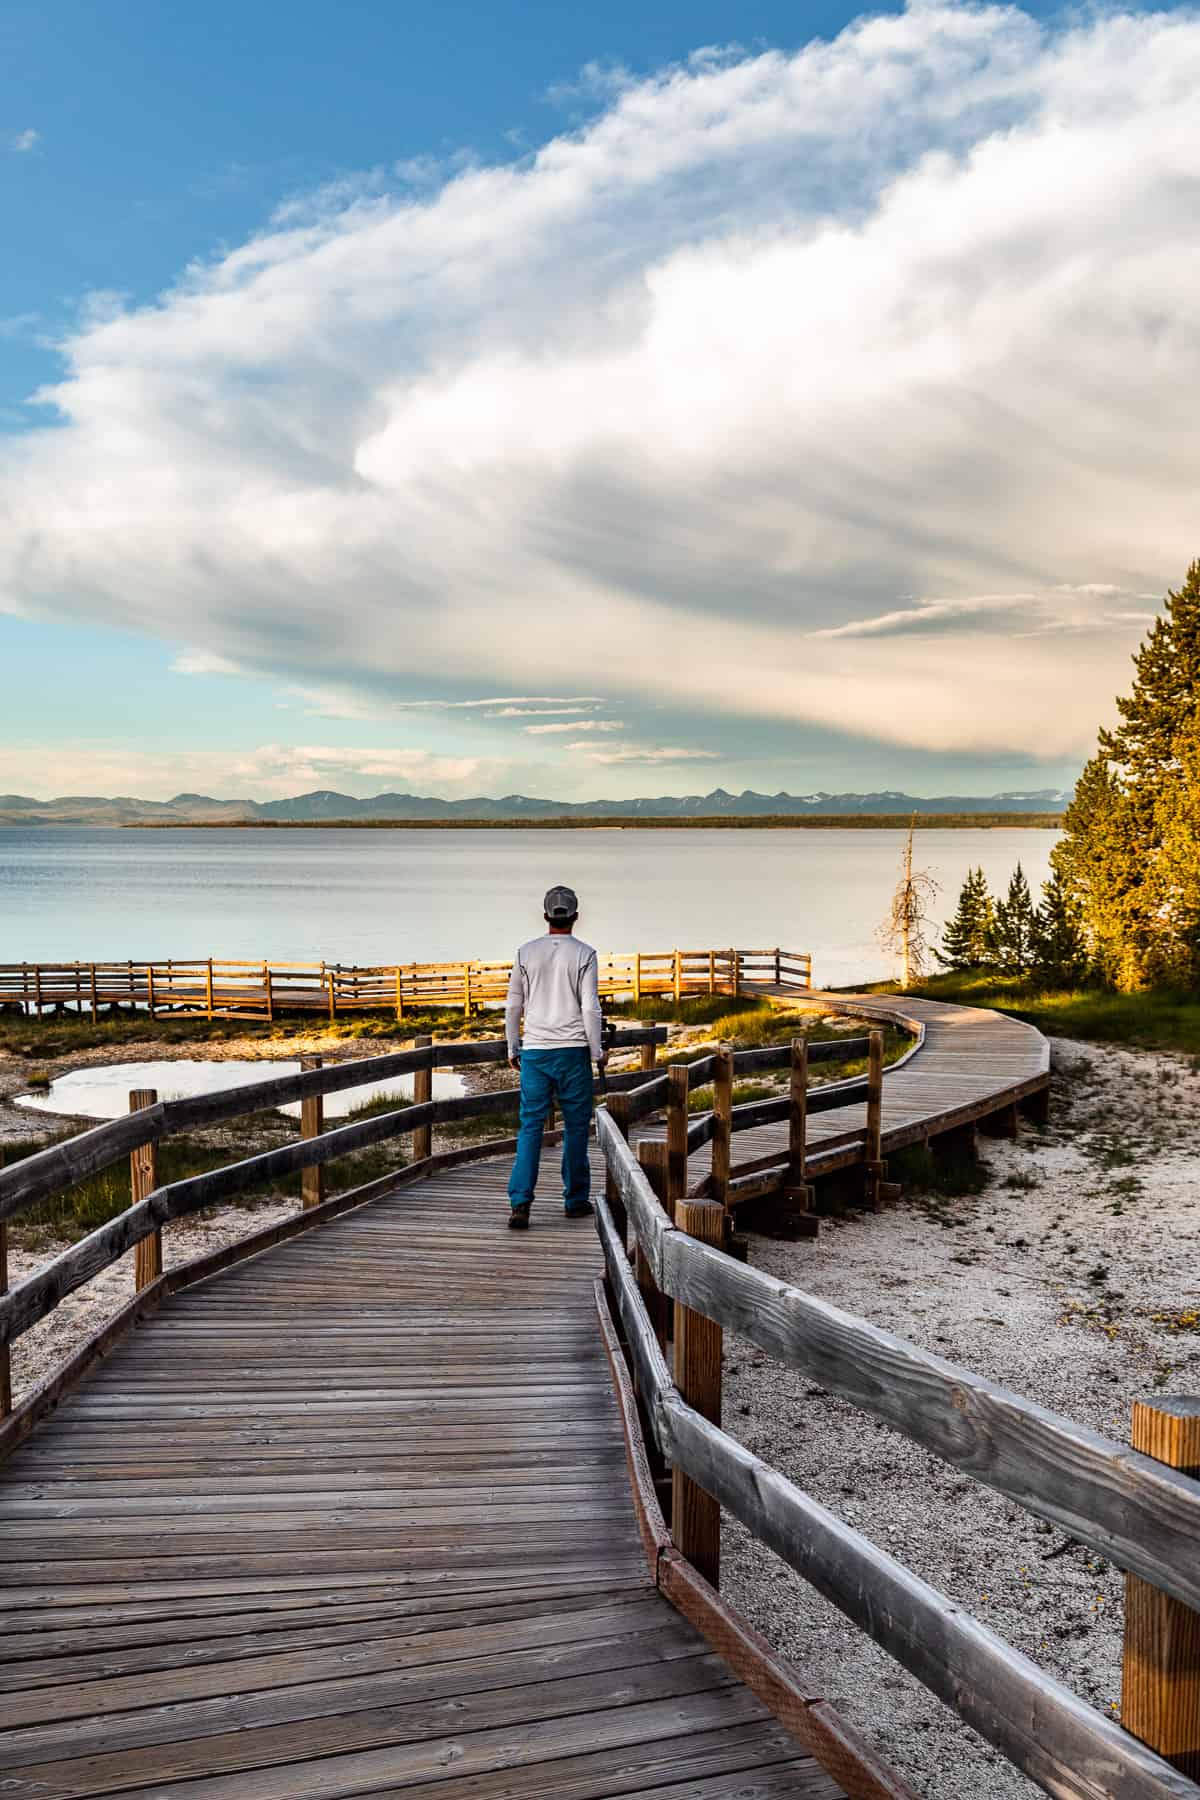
0, 1003, 499, 1060
868, 971, 1200, 1057
890, 1140, 991, 1201
687, 1080, 779, 1113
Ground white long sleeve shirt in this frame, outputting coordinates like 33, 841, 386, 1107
505, 933, 603, 1059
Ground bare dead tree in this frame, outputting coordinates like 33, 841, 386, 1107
878, 819, 940, 989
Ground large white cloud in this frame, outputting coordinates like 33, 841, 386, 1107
3, 2, 1198, 761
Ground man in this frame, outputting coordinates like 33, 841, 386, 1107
505, 885, 607, 1230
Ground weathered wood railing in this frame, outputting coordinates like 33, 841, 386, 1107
0, 946, 812, 1020
594, 1091, 1200, 1799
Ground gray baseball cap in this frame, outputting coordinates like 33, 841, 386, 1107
543, 884, 579, 919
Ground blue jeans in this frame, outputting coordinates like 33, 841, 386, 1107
507, 1047, 594, 1211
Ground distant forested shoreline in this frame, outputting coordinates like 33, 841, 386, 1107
120, 813, 1063, 831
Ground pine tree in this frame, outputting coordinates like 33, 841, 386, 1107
993, 863, 1037, 975
1030, 868, 1088, 985
937, 867, 995, 970
1054, 560, 1200, 989
1150, 711, 1200, 985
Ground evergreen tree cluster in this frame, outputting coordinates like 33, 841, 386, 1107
937, 863, 1087, 983
1053, 560, 1200, 990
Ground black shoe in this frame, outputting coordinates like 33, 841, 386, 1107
508, 1204, 531, 1230
564, 1200, 594, 1218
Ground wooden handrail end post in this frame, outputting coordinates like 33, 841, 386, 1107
412, 1035, 433, 1167
672, 1196, 725, 1587
666, 1063, 690, 1224
129, 1088, 162, 1289
710, 1043, 733, 1217
635, 1140, 671, 1360
1121, 1397, 1200, 1776
299, 1055, 324, 1210
865, 1030, 884, 1211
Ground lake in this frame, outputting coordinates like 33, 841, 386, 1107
0, 826, 1057, 990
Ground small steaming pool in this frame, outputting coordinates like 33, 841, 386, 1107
12, 1059, 468, 1123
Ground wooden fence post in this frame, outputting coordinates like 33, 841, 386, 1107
636, 1140, 670, 1355
708, 950, 716, 994
673, 1197, 725, 1587
673, 950, 682, 1006
300, 1055, 324, 1209
205, 958, 214, 1020
394, 967, 404, 1022
89, 963, 98, 1022
326, 968, 336, 1022
463, 964, 472, 1017
666, 1064, 690, 1218
130, 1089, 161, 1290
774, 947, 781, 984
605, 1091, 630, 1250
1122, 1398, 1200, 1776
263, 963, 274, 1023
865, 1028, 884, 1211
786, 1037, 818, 1235
710, 1043, 733, 1214
34, 964, 42, 1018
0, 1220, 11, 1418
146, 965, 157, 1021
640, 1040, 657, 1073
413, 1034, 433, 1165
633, 953, 642, 1005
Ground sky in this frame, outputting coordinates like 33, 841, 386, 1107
2, 0, 1198, 804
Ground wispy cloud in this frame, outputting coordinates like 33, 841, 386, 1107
286, 688, 605, 721
10, 129, 39, 154
524, 719, 624, 735
171, 649, 244, 676
487, 705, 599, 717
811, 598, 1038, 641
567, 743, 720, 765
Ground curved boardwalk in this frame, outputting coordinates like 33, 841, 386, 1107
0, 1165, 845, 1799
719, 989, 1050, 1182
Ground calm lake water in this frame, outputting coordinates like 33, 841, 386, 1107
0, 826, 1057, 990
13, 1059, 466, 1122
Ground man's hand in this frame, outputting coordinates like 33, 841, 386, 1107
595, 1054, 609, 1075
509, 1053, 521, 1072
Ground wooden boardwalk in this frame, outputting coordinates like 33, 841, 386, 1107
0, 1162, 847, 1799
693, 989, 1050, 1184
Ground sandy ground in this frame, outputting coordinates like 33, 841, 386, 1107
723, 1035, 1200, 1797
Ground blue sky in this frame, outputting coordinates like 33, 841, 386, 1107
2, 0, 1195, 801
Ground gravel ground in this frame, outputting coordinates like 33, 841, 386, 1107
722, 1035, 1200, 1797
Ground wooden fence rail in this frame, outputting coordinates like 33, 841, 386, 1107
593, 1103, 1200, 1800
0, 946, 812, 1020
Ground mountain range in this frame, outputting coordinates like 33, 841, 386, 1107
0, 787, 1071, 825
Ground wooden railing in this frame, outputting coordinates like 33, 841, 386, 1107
0, 946, 812, 1020
593, 1069, 1200, 1800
